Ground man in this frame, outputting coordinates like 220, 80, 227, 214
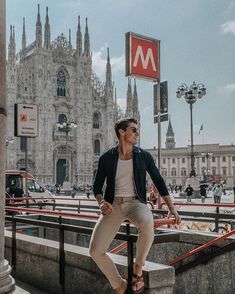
185, 184, 194, 202
89, 118, 181, 294
213, 184, 223, 203
200, 185, 207, 203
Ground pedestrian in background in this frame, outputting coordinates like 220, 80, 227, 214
185, 184, 194, 202
149, 186, 158, 206
213, 184, 223, 203
200, 185, 207, 203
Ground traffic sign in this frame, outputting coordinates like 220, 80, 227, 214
154, 114, 168, 124
14, 103, 38, 137
126, 32, 160, 81
154, 81, 168, 116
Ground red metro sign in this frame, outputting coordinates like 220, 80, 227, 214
126, 32, 160, 81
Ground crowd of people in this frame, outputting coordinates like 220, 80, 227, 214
147, 182, 235, 205
51, 183, 92, 198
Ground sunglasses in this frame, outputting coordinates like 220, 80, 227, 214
129, 127, 139, 133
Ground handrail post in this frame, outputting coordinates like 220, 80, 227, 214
126, 223, 133, 294
59, 216, 65, 292
77, 200, 80, 213
11, 215, 16, 271
215, 206, 219, 232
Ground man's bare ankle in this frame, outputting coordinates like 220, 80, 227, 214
133, 264, 142, 276
115, 279, 127, 294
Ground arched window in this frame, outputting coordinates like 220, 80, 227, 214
94, 140, 100, 155
162, 169, 167, 177
93, 113, 100, 129
171, 168, 176, 177
58, 114, 67, 132
57, 70, 66, 96
181, 168, 186, 176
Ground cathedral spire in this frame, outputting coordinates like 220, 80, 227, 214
8, 25, 16, 63
165, 119, 176, 149
69, 29, 72, 49
44, 6, 50, 49
35, 4, 42, 48
125, 78, 133, 117
84, 17, 90, 56
22, 17, 26, 51
76, 16, 82, 55
106, 47, 112, 89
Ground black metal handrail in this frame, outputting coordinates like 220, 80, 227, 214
5, 214, 138, 293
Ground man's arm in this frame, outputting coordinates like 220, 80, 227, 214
93, 155, 106, 197
146, 153, 169, 196
162, 195, 181, 225
146, 152, 181, 224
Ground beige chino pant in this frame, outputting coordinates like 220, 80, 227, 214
89, 197, 154, 289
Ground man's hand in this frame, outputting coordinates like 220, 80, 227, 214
168, 209, 181, 225
162, 195, 181, 225
99, 200, 113, 215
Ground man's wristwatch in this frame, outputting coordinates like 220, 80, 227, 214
99, 199, 106, 206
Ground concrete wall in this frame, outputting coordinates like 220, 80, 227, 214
4, 231, 175, 294
5, 216, 235, 293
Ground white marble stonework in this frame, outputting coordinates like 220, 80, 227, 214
6, 5, 140, 187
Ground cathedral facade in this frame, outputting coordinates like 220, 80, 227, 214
6, 5, 140, 187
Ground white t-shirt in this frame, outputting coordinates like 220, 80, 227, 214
115, 159, 136, 197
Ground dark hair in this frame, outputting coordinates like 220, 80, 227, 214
114, 117, 138, 139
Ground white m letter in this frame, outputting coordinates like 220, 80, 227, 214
133, 46, 157, 71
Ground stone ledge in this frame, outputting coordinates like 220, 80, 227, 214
5, 230, 175, 293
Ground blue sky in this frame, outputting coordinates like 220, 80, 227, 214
6, 0, 235, 148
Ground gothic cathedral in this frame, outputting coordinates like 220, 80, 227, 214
6, 5, 140, 187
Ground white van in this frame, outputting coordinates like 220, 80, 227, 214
5, 169, 55, 207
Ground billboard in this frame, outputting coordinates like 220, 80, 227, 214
14, 103, 38, 137
126, 32, 160, 81
154, 81, 168, 116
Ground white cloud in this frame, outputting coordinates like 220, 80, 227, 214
143, 106, 151, 113
221, 21, 235, 35
92, 45, 125, 78
222, 83, 235, 94
111, 55, 125, 73
117, 98, 126, 109
92, 51, 107, 78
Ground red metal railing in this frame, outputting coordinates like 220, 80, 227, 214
159, 202, 235, 209
110, 218, 176, 254
5, 206, 99, 220
6, 197, 96, 202
166, 229, 235, 266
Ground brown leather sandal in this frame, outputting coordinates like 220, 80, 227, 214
132, 273, 144, 294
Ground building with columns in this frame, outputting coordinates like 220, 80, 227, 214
6, 5, 140, 187
148, 120, 235, 188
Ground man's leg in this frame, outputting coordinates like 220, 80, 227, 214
89, 204, 125, 290
124, 200, 154, 292
124, 200, 154, 272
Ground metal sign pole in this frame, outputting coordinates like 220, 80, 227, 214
157, 80, 161, 168
25, 137, 29, 207
158, 41, 161, 164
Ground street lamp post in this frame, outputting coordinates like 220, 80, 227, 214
57, 118, 77, 184
201, 152, 213, 182
5, 137, 13, 168
176, 81, 206, 177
